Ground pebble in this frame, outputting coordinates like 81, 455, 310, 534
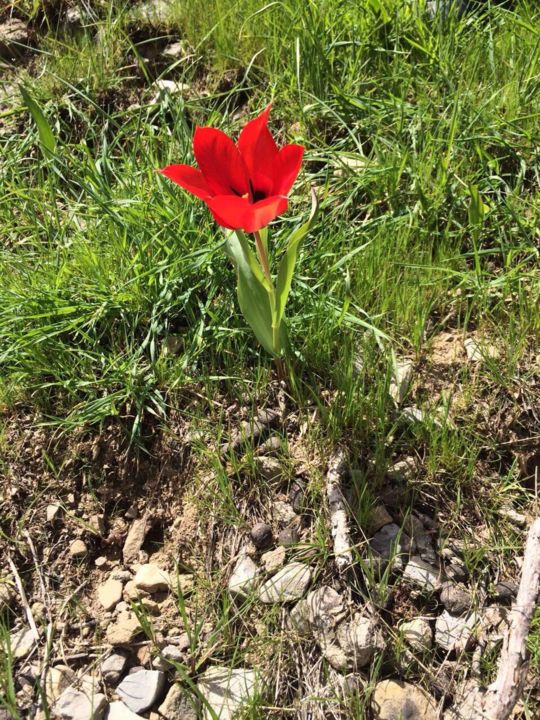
277, 526, 299, 547
492, 580, 517, 605
250, 523, 273, 550
45, 664, 75, 704
101, 651, 129, 684
117, 669, 165, 713
389, 359, 414, 406
261, 546, 286, 573
108, 701, 145, 719
289, 599, 311, 636
0, 19, 27, 59
255, 456, 283, 482
440, 582, 472, 615
399, 618, 433, 652
272, 500, 297, 526
10, 627, 35, 659
306, 586, 347, 634
259, 562, 312, 603
369, 505, 393, 534
97, 577, 123, 611
123, 514, 151, 564
158, 683, 197, 719
69, 539, 88, 558
435, 610, 478, 653
228, 555, 259, 598
198, 667, 257, 720
46, 503, 61, 522
370, 523, 412, 570
387, 457, 416, 481
106, 611, 142, 645
402, 557, 441, 592
95, 556, 108, 569
134, 564, 171, 593
53, 688, 107, 720
371, 680, 438, 720
162, 41, 187, 60
336, 614, 384, 669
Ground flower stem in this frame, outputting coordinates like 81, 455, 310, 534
254, 230, 272, 287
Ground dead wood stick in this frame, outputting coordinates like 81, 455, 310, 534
480, 517, 540, 720
326, 449, 352, 571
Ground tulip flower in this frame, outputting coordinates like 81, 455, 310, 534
160, 105, 303, 233
160, 106, 317, 370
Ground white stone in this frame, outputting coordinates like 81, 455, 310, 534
198, 667, 257, 720
259, 562, 312, 603
69, 539, 87, 558
45, 665, 75, 705
403, 557, 441, 592
117, 669, 165, 713
106, 611, 142, 645
261, 546, 286, 573
336, 615, 383, 669
134, 564, 171, 593
107, 701, 144, 719
389, 359, 414, 405
100, 652, 128, 684
10, 627, 35, 659
53, 688, 107, 720
435, 610, 478, 653
97, 578, 123, 611
306, 586, 346, 634
399, 618, 433, 652
158, 684, 197, 719
123, 515, 150, 564
228, 556, 259, 597
46, 503, 61, 522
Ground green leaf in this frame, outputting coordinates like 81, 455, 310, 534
223, 230, 276, 356
19, 85, 57, 156
275, 187, 318, 329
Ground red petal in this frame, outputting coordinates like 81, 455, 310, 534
193, 127, 249, 197
159, 164, 212, 200
237, 105, 280, 197
206, 194, 288, 232
274, 144, 304, 196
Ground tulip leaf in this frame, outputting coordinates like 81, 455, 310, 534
20, 85, 57, 156
224, 230, 276, 356
275, 188, 318, 329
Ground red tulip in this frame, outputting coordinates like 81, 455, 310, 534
160, 105, 304, 233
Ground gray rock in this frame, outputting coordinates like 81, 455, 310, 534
336, 614, 384, 669
123, 514, 151, 564
261, 546, 286, 573
271, 500, 297, 526
133, 564, 171, 593
10, 627, 35, 659
69, 539, 88, 558
158, 683, 198, 719
371, 680, 438, 719
387, 457, 417, 481
162, 41, 188, 60
492, 580, 517, 605
370, 523, 412, 570
250, 523, 273, 550
306, 586, 347, 634
45, 665, 75, 705
117, 669, 165, 713
389, 359, 414, 406
259, 562, 312, 603
289, 599, 311, 636
100, 652, 129, 684
399, 618, 433, 652
198, 667, 257, 720
440, 582, 472, 615
369, 505, 393, 534
46, 503, 61, 522
435, 610, 478, 653
97, 577, 123, 611
256, 456, 283, 482
228, 555, 259, 598
154, 644, 183, 670
53, 688, 107, 720
277, 526, 299, 547
402, 557, 441, 592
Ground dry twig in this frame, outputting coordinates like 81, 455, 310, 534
326, 449, 352, 571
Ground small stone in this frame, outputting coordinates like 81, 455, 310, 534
108, 701, 144, 719
0, 580, 12, 608
53, 688, 107, 720
228, 555, 259, 598
387, 457, 416, 481
134, 564, 171, 593
259, 562, 312, 603
117, 669, 165, 713
464, 337, 499, 363
106, 612, 142, 645
257, 436, 282, 455
256, 456, 284, 482
306, 586, 347, 634
89, 514, 105, 535
101, 652, 129, 684
158, 683, 197, 719
154, 644, 183, 670
95, 556, 108, 569
403, 557, 441, 592
69, 539, 88, 558
97, 578, 123, 611
125, 503, 139, 520
369, 505, 393, 533
272, 500, 296, 526
370, 523, 412, 571
45, 665, 75, 704
250, 522, 273, 550
435, 610, 478, 653
389, 359, 414, 406
10, 627, 35, 659
289, 484, 305, 513
123, 514, 151, 564
371, 680, 438, 720
153, 79, 191, 96
492, 580, 517, 605
162, 41, 187, 59
198, 667, 257, 720
440, 582, 472, 615
0, 19, 27, 59
277, 526, 299, 547
399, 618, 433, 653
336, 614, 384, 669
261, 546, 286, 573
289, 599, 311, 636
123, 581, 141, 601
46, 503, 61, 522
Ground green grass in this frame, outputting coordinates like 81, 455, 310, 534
1, 0, 540, 716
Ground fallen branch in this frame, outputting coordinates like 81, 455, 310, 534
480, 517, 540, 720
326, 449, 352, 571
